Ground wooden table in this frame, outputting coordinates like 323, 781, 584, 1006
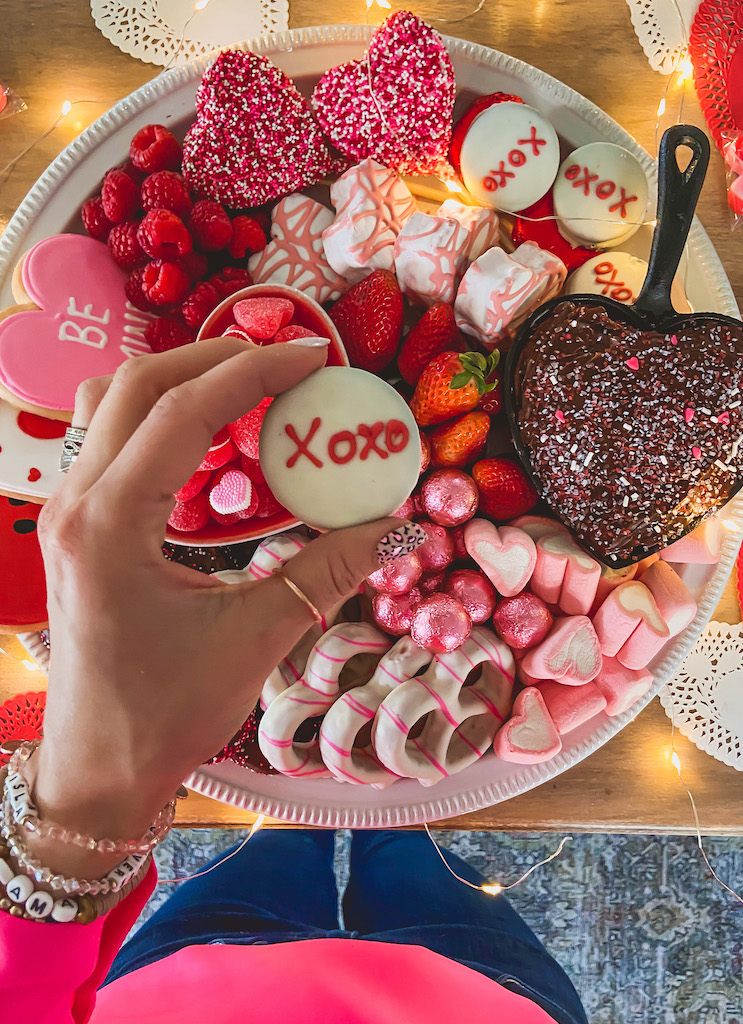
2, 0, 742, 834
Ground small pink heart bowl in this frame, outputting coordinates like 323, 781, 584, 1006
164, 284, 348, 547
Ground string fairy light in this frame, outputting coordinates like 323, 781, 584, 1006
161, 0, 213, 73
423, 823, 572, 896
158, 813, 266, 885
0, 99, 100, 182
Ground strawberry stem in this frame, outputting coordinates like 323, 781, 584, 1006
449, 350, 500, 394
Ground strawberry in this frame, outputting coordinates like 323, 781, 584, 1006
429, 411, 490, 468
410, 350, 499, 427
397, 302, 463, 385
329, 269, 403, 372
472, 458, 538, 521
478, 381, 502, 418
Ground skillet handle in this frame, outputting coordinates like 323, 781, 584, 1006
634, 124, 710, 320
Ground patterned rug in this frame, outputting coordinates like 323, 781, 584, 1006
135, 829, 743, 1023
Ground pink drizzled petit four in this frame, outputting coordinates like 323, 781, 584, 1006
322, 158, 417, 284
464, 518, 537, 598
247, 195, 347, 304
659, 517, 722, 564
591, 580, 669, 670
536, 679, 607, 735
259, 366, 420, 530
521, 615, 603, 686
530, 533, 602, 616
454, 242, 567, 348
593, 657, 654, 716
437, 199, 500, 262
492, 686, 562, 764
552, 142, 649, 248
455, 100, 561, 213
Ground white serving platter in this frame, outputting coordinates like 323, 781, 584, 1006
4, 25, 742, 826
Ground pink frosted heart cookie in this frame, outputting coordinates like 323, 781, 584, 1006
521, 615, 602, 685
537, 679, 607, 735
312, 11, 456, 177
454, 242, 567, 349
464, 518, 537, 597
531, 533, 601, 615
659, 517, 722, 564
591, 580, 669, 669
322, 159, 416, 284
593, 656, 653, 716
493, 687, 561, 764
0, 235, 152, 417
183, 50, 340, 208
248, 195, 348, 305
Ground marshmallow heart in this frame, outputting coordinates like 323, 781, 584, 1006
209, 469, 253, 516
183, 50, 341, 208
312, 11, 456, 177
522, 615, 603, 685
493, 687, 561, 764
464, 519, 537, 597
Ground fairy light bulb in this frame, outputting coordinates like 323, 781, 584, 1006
671, 751, 682, 773
722, 519, 741, 531
677, 58, 693, 85
194, 0, 210, 9
61, 100, 72, 116
21, 659, 39, 671
480, 883, 504, 896
444, 180, 464, 193
657, 98, 666, 117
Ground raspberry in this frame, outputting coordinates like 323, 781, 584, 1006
141, 260, 192, 306
107, 220, 147, 270
140, 170, 192, 217
81, 196, 113, 241
144, 316, 196, 353
209, 267, 252, 300
101, 169, 140, 224
118, 159, 147, 186
228, 216, 267, 259
125, 267, 156, 312
174, 250, 209, 282
137, 210, 193, 260
182, 282, 220, 328
189, 200, 233, 252
129, 124, 182, 174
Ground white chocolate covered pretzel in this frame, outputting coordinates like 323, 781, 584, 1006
372, 627, 515, 786
258, 622, 392, 778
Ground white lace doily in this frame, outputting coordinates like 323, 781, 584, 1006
90, 0, 289, 67
625, 0, 701, 73
660, 621, 743, 771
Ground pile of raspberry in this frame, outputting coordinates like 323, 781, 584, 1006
80, 123, 269, 353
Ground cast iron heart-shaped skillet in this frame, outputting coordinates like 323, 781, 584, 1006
504, 124, 743, 568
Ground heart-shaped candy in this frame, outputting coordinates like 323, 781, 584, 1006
0, 236, 151, 416
464, 518, 536, 597
183, 50, 341, 208
492, 686, 561, 764
521, 615, 602, 686
209, 468, 256, 517
312, 11, 456, 177
512, 300, 743, 564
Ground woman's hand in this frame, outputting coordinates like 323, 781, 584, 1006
30, 337, 404, 870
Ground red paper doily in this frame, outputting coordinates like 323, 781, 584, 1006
0, 691, 46, 766
690, 0, 743, 148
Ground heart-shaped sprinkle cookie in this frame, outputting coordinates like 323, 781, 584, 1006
183, 50, 342, 208
514, 301, 743, 563
312, 11, 456, 177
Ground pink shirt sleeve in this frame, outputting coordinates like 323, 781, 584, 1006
0, 862, 156, 1023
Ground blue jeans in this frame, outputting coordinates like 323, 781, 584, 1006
104, 830, 588, 1024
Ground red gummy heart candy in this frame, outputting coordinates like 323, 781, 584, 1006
183, 50, 342, 208
198, 428, 235, 472
168, 491, 210, 532
241, 455, 266, 484
253, 480, 286, 518
229, 397, 273, 459
274, 324, 318, 343
233, 297, 294, 340
312, 11, 456, 177
175, 468, 212, 503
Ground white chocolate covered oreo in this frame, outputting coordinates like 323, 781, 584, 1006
259, 367, 420, 530
565, 252, 691, 311
458, 102, 560, 213
552, 143, 649, 248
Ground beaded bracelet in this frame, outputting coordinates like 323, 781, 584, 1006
7, 741, 176, 855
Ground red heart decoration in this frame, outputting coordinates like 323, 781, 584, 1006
312, 11, 456, 177
0, 693, 46, 767
690, 0, 743, 147
183, 50, 342, 208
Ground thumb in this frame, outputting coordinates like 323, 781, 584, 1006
285, 518, 428, 616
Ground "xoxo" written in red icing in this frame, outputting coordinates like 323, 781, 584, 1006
481, 127, 548, 192
285, 419, 410, 468
563, 165, 637, 218
593, 261, 634, 302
